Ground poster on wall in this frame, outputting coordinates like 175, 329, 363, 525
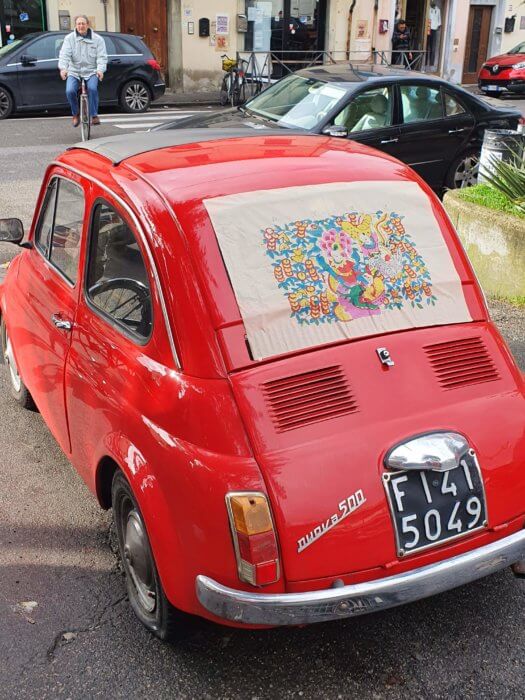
216, 14, 229, 35
357, 20, 368, 38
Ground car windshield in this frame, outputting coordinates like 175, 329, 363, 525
0, 39, 24, 58
508, 41, 525, 55
244, 74, 348, 129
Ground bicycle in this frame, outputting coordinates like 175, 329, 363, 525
220, 55, 246, 107
78, 77, 90, 142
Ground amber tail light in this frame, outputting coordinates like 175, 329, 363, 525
226, 493, 280, 586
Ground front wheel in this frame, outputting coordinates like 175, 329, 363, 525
445, 148, 480, 190
1, 319, 35, 409
119, 80, 151, 113
0, 86, 13, 119
80, 94, 90, 142
112, 471, 191, 641
219, 73, 231, 107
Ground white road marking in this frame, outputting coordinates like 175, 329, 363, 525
100, 112, 198, 122
113, 123, 163, 129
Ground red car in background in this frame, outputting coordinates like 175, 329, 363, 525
0, 130, 524, 641
478, 41, 525, 96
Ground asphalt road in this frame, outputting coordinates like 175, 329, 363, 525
0, 109, 524, 700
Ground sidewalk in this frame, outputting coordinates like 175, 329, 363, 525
155, 88, 220, 107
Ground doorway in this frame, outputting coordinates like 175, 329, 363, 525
119, 0, 167, 73
462, 5, 493, 83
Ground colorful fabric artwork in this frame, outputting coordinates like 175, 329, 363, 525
263, 211, 436, 325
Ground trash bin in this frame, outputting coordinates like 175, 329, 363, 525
478, 129, 525, 183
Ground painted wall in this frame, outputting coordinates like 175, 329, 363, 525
500, 0, 525, 53
326, 0, 395, 59
46, 0, 119, 32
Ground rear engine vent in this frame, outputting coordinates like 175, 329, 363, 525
425, 337, 500, 390
263, 366, 358, 432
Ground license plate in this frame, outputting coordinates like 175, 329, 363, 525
383, 450, 487, 557
485, 85, 502, 92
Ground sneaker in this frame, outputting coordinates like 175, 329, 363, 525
72, 115, 80, 127
91, 116, 101, 125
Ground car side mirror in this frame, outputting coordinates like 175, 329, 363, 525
322, 125, 348, 138
0, 218, 24, 244
20, 54, 36, 66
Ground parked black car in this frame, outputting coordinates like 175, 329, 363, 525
154, 64, 522, 191
0, 31, 165, 119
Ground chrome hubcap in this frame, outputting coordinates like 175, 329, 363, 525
454, 155, 480, 188
4, 331, 21, 393
125, 84, 149, 111
124, 510, 156, 613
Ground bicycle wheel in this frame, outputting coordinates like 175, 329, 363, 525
235, 79, 246, 106
219, 74, 231, 107
80, 94, 90, 142
229, 73, 238, 107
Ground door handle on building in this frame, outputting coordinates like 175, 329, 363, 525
51, 314, 73, 332
380, 137, 399, 144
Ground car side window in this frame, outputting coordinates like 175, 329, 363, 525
28, 36, 60, 60
86, 202, 152, 341
333, 87, 393, 133
35, 179, 58, 257
443, 92, 466, 117
49, 179, 85, 284
114, 37, 142, 55
103, 36, 118, 55
400, 85, 443, 123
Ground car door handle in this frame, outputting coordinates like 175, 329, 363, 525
51, 314, 73, 331
448, 128, 466, 134
380, 137, 399, 144
110, 58, 122, 64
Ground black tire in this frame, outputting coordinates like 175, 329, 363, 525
445, 148, 481, 190
1, 319, 35, 409
0, 86, 13, 119
80, 94, 90, 142
233, 79, 246, 107
119, 79, 151, 113
219, 74, 230, 107
111, 470, 190, 641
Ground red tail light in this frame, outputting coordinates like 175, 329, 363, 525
226, 492, 280, 586
147, 58, 161, 71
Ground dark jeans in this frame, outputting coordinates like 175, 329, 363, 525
65, 74, 99, 117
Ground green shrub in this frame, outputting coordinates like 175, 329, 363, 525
481, 149, 525, 214
455, 183, 525, 219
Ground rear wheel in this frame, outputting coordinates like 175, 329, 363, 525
1, 320, 35, 409
220, 73, 231, 106
446, 148, 480, 190
120, 80, 151, 113
112, 470, 190, 641
0, 86, 13, 119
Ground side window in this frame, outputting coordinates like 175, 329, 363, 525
114, 37, 142, 55
29, 36, 59, 60
35, 179, 58, 257
334, 87, 393, 133
400, 85, 443, 123
49, 180, 85, 284
102, 35, 118, 55
443, 92, 466, 117
86, 202, 152, 340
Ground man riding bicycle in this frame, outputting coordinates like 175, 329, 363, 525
58, 15, 107, 127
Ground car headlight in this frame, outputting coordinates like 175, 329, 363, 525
512, 61, 525, 69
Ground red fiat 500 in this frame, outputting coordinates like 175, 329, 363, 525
0, 131, 524, 641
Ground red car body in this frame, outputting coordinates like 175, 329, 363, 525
0, 131, 524, 636
478, 42, 525, 95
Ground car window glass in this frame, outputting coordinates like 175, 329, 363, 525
35, 179, 58, 257
114, 37, 142, 55
400, 85, 443, 123
103, 35, 118, 54
54, 38, 64, 58
333, 86, 393, 133
49, 179, 84, 284
443, 92, 466, 117
28, 35, 59, 60
86, 202, 152, 340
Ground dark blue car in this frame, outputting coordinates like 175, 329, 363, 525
0, 30, 165, 118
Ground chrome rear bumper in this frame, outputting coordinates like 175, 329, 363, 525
196, 529, 525, 626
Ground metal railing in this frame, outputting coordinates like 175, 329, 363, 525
236, 49, 432, 97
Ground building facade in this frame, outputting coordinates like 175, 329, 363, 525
4, 0, 525, 89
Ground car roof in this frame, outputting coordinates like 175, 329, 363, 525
294, 63, 444, 86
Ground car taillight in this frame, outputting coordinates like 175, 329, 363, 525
226, 492, 280, 586
147, 58, 161, 71
519, 117, 525, 134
